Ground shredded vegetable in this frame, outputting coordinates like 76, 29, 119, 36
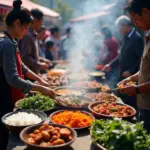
51, 111, 94, 128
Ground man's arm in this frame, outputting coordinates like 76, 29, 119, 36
109, 56, 119, 68
129, 71, 139, 82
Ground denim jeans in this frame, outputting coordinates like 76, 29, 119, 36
138, 108, 150, 133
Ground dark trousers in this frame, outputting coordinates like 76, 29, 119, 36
0, 114, 9, 150
138, 109, 150, 133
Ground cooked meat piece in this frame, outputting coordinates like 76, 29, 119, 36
40, 142, 49, 147
29, 133, 36, 138
34, 133, 43, 143
52, 139, 65, 145
34, 129, 40, 134
39, 124, 50, 131
41, 131, 51, 141
48, 142, 53, 146
51, 135, 59, 142
68, 136, 73, 141
54, 127, 60, 132
60, 128, 71, 137
51, 129, 59, 135
28, 137, 36, 144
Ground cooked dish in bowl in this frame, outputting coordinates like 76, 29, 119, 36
89, 71, 105, 77
50, 110, 94, 129
55, 95, 94, 109
16, 94, 55, 112
87, 93, 117, 102
89, 102, 136, 118
118, 81, 136, 89
20, 123, 77, 149
55, 88, 83, 96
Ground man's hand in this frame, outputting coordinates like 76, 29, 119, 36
40, 57, 51, 66
40, 86, 56, 99
117, 77, 132, 87
103, 64, 111, 72
38, 78, 49, 87
40, 62, 49, 70
119, 85, 137, 96
122, 71, 132, 78
44, 59, 51, 66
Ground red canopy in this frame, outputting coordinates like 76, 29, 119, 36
70, 11, 110, 22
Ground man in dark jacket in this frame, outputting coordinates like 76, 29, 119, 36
103, 15, 144, 108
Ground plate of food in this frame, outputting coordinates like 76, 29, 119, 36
47, 69, 66, 77
54, 95, 94, 109
89, 71, 105, 80
54, 86, 85, 96
1, 110, 47, 133
87, 92, 118, 102
50, 110, 95, 130
43, 75, 68, 89
117, 81, 136, 89
90, 119, 150, 150
88, 102, 136, 119
72, 81, 102, 92
15, 94, 56, 112
20, 123, 77, 150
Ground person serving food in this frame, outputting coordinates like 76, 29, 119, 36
0, 1, 55, 149
119, 0, 150, 133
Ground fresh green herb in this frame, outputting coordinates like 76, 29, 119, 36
109, 108, 119, 112
19, 94, 55, 111
91, 119, 150, 150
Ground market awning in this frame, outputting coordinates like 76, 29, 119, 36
0, 0, 59, 18
102, 3, 116, 10
22, 0, 59, 18
70, 11, 110, 22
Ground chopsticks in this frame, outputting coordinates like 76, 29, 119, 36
111, 88, 119, 92
51, 60, 69, 64
105, 88, 119, 93
51, 60, 63, 63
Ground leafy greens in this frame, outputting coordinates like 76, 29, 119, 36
91, 119, 150, 150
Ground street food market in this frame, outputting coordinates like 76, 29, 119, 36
1, 0, 150, 150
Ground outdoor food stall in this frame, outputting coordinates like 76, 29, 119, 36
0, 0, 60, 29
2, 61, 149, 150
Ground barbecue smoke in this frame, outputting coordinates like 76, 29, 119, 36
65, 0, 126, 84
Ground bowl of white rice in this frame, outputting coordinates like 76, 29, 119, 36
1, 110, 47, 133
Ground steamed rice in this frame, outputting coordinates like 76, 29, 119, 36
5, 112, 42, 126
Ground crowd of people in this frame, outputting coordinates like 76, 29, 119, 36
0, 0, 150, 149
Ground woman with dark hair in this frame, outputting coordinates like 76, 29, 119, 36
0, 1, 55, 149
100, 26, 118, 64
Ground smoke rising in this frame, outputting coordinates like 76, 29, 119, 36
64, 0, 126, 82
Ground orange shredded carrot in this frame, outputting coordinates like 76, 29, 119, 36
51, 111, 94, 128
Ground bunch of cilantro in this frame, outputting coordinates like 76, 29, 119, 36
91, 119, 150, 150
